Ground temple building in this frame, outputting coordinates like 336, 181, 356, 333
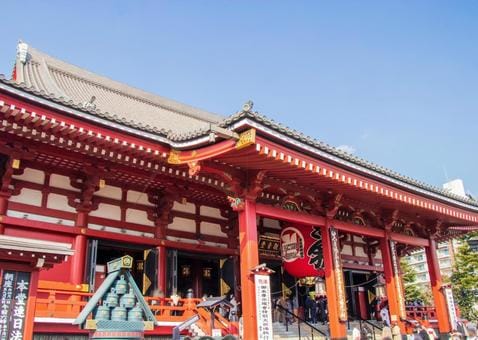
1, 41, 478, 339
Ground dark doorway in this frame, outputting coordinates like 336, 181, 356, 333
86, 239, 155, 294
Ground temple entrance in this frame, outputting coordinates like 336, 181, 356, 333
85, 239, 157, 294
167, 251, 235, 299
344, 270, 377, 320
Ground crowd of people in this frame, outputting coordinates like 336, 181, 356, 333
272, 293, 328, 326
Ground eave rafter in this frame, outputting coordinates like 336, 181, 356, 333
253, 136, 478, 223
0, 94, 169, 163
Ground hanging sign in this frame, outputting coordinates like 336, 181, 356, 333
0, 271, 31, 340
254, 274, 273, 340
443, 287, 458, 330
389, 240, 406, 320
258, 235, 280, 257
330, 227, 347, 321
280, 225, 324, 277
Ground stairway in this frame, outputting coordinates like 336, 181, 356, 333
272, 320, 383, 340
272, 321, 328, 339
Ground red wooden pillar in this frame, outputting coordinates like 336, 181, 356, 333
238, 199, 259, 340
380, 236, 406, 332
426, 239, 451, 335
71, 211, 88, 285
23, 269, 39, 340
0, 194, 9, 234
157, 245, 167, 295
321, 222, 347, 339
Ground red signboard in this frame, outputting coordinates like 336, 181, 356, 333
280, 225, 324, 277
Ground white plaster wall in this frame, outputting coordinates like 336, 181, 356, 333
168, 217, 196, 233
200, 222, 226, 237
375, 249, 382, 260
12, 168, 44, 184
173, 201, 195, 213
50, 174, 80, 191
353, 235, 363, 243
95, 185, 122, 200
127, 190, 153, 206
341, 244, 353, 256
200, 206, 225, 219
9, 188, 42, 207
355, 246, 367, 257
89, 203, 121, 220
46, 193, 76, 213
125, 208, 154, 227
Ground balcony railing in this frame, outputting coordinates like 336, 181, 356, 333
34, 281, 237, 336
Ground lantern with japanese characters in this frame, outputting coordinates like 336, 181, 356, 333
280, 225, 325, 277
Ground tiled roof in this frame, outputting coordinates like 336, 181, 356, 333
3, 43, 477, 210
13, 43, 223, 135
219, 108, 478, 208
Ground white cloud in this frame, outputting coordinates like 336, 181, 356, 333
336, 145, 356, 154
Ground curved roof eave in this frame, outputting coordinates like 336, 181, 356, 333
0, 77, 476, 212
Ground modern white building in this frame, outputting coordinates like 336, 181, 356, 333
405, 239, 460, 287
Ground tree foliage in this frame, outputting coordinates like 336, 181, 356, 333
400, 258, 428, 304
450, 241, 478, 322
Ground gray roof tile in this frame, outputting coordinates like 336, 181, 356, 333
14, 43, 223, 135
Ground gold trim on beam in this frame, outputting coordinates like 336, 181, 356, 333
167, 139, 237, 165
236, 129, 256, 150
167, 149, 181, 164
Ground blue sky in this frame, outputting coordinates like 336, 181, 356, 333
1, 1, 477, 196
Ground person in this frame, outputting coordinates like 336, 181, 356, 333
391, 321, 401, 340
418, 325, 430, 340
352, 327, 361, 340
277, 295, 287, 325
382, 325, 393, 340
380, 299, 391, 327
229, 295, 238, 321
467, 323, 477, 340
317, 295, 327, 324
304, 294, 315, 323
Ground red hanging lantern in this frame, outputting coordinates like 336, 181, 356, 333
280, 224, 325, 278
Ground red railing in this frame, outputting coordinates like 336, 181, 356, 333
34, 281, 237, 336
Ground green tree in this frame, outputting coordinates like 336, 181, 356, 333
400, 258, 428, 304
450, 241, 478, 321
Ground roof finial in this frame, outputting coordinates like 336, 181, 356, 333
242, 100, 254, 113
16, 41, 29, 64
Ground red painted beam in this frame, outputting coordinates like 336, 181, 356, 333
390, 232, 429, 247
256, 203, 326, 226
159, 239, 238, 256
341, 262, 384, 272
331, 220, 384, 239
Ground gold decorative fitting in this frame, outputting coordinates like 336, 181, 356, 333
85, 319, 97, 329
12, 159, 20, 169
235, 128, 256, 150
99, 179, 106, 189
167, 149, 181, 164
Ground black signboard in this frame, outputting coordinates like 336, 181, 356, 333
258, 235, 281, 257
0, 270, 31, 340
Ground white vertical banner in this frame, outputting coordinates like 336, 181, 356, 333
254, 274, 273, 340
443, 287, 458, 330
